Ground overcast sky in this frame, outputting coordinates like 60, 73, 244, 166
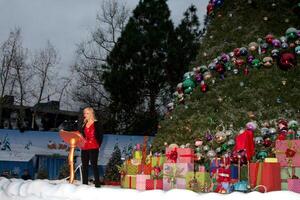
0, 0, 209, 74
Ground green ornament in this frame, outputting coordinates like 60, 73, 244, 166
183, 72, 193, 80
225, 62, 234, 71
183, 78, 195, 89
251, 58, 261, 68
199, 65, 208, 73
221, 143, 228, 151
184, 87, 193, 94
285, 27, 298, 40
256, 150, 268, 161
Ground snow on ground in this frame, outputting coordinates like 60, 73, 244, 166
1, 177, 300, 200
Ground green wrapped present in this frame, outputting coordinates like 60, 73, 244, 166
151, 156, 166, 168
124, 160, 139, 175
186, 172, 211, 192
121, 175, 136, 189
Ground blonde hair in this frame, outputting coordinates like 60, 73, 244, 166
83, 107, 97, 121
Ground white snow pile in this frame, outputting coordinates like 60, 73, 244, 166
1, 177, 300, 200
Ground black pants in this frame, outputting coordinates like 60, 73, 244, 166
81, 149, 100, 186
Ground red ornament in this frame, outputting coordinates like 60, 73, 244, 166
265, 34, 274, 44
243, 67, 249, 75
201, 82, 208, 92
261, 48, 267, 54
216, 63, 225, 74
233, 48, 240, 57
207, 3, 213, 15
285, 148, 296, 158
263, 138, 272, 147
278, 52, 297, 71
235, 59, 244, 68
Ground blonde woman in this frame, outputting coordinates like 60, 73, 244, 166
80, 107, 103, 188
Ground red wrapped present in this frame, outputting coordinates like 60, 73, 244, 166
217, 167, 231, 183
146, 179, 163, 190
136, 175, 150, 191
287, 179, 300, 193
249, 162, 281, 192
275, 140, 300, 167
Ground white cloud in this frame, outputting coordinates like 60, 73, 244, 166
0, 0, 209, 75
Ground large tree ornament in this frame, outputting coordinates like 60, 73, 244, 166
277, 52, 297, 70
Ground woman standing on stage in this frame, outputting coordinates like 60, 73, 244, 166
80, 107, 103, 188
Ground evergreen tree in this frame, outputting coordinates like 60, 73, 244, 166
152, 0, 300, 152
103, 0, 174, 133
167, 5, 201, 88
104, 144, 122, 182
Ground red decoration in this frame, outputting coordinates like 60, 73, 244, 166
263, 138, 272, 147
265, 34, 274, 44
216, 63, 225, 74
233, 48, 240, 57
278, 52, 297, 71
201, 82, 208, 92
235, 59, 244, 68
277, 133, 286, 140
243, 67, 249, 75
286, 148, 296, 158
234, 129, 255, 160
207, 3, 213, 15
166, 148, 178, 163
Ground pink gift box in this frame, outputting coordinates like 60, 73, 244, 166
275, 140, 300, 167
288, 179, 300, 193
136, 174, 151, 191
163, 178, 186, 190
166, 148, 194, 163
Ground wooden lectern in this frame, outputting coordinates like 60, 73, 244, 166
59, 130, 86, 184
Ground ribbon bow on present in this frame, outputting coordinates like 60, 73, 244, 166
163, 164, 184, 188
276, 140, 300, 166
166, 148, 178, 163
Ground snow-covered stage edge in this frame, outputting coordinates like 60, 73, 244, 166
1, 178, 300, 200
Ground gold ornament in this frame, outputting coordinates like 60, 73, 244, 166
204, 71, 212, 80
282, 79, 287, 86
247, 111, 256, 119
215, 124, 226, 143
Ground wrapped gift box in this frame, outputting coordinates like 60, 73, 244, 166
275, 140, 300, 167
287, 179, 300, 193
136, 174, 151, 191
249, 162, 281, 192
146, 179, 163, 190
230, 165, 238, 179
121, 175, 136, 189
125, 162, 139, 175
210, 158, 221, 176
163, 163, 193, 191
166, 148, 194, 163
185, 172, 211, 191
